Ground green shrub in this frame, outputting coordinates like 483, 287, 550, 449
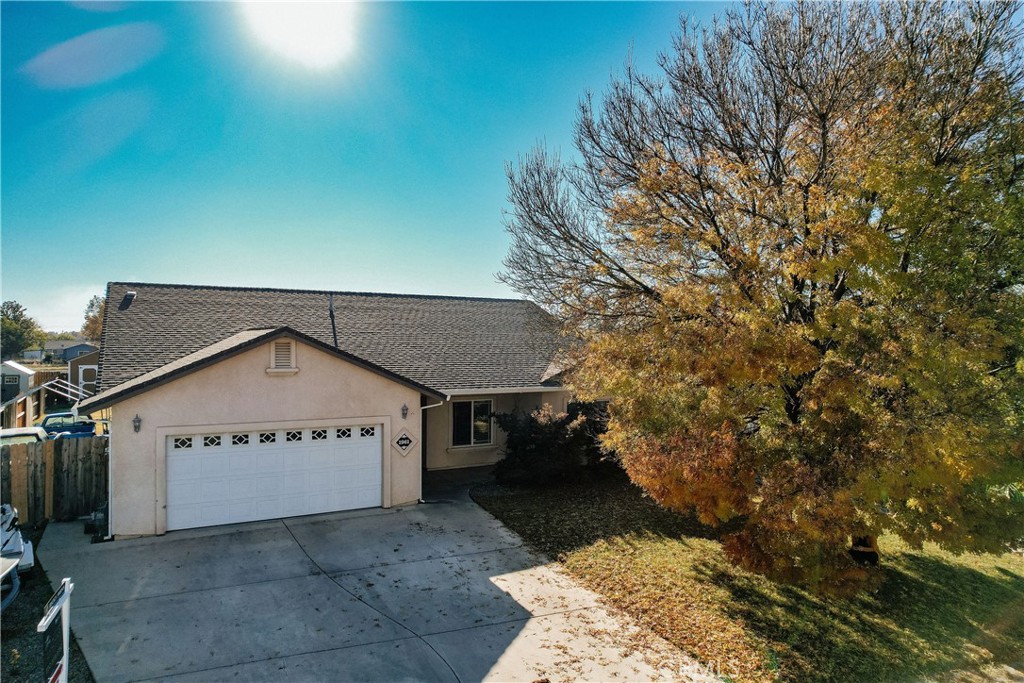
493, 401, 610, 486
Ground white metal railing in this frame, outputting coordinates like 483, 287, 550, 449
0, 378, 92, 412
42, 378, 91, 402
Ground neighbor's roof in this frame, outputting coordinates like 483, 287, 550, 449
80, 326, 445, 413
2, 360, 35, 375
96, 282, 564, 397
44, 339, 96, 351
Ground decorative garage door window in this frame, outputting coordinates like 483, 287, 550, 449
174, 427, 381, 450
165, 424, 384, 531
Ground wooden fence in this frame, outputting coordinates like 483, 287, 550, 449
1, 436, 108, 527
32, 370, 64, 387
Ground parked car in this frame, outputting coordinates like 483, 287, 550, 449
40, 412, 96, 438
1, 504, 35, 612
0, 427, 49, 446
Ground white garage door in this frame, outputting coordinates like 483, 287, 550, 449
166, 424, 382, 531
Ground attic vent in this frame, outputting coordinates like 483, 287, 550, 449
273, 341, 292, 368
266, 339, 298, 375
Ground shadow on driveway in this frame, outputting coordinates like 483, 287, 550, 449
40, 478, 706, 682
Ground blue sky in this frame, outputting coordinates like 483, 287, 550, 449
2, 1, 723, 331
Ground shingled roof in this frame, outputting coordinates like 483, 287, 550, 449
96, 282, 564, 397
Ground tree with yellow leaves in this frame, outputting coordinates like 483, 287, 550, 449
81, 295, 104, 342
502, 1, 1024, 591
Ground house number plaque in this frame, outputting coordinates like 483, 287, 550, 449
391, 429, 417, 456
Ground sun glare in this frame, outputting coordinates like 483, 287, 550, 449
239, 2, 357, 70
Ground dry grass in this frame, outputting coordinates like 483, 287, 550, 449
472, 472, 1024, 683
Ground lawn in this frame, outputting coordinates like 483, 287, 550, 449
472, 472, 1024, 683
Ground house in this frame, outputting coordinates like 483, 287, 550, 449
67, 350, 99, 398
1, 361, 35, 403
44, 340, 99, 362
62, 342, 99, 361
21, 347, 43, 361
77, 282, 570, 538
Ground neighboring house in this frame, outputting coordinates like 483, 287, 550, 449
68, 350, 100, 398
77, 282, 570, 538
1, 360, 35, 403
45, 340, 99, 362
21, 347, 43, 361
63, 342, 99, 361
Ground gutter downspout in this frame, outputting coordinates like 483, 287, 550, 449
421, 397, 446, 412
104, 447, 113, 540
104, 409, 113, 540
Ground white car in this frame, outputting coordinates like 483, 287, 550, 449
0, 427, 48, 447
1, 504, 35, 611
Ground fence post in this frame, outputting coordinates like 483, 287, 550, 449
9, 444, 29, 522
91, 438, 106, 511
79, 439, 89, 513
1, 445, 10, 505
77, 439, 86, 514
56, 439, 69, 520
44, 440, 56, 520
28, 450, 43, 525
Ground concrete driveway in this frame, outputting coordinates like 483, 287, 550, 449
40, 479, 709, 682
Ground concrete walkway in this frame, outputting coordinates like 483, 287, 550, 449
40, 478, 712, 682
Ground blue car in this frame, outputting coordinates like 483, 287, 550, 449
40, 412, 96, 438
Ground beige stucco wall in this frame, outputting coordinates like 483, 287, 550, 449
108, 338, 424, 537
424, 390, 571, 470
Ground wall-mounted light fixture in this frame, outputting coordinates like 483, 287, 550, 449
132, 414, 142, 433
401, 404, 409, 419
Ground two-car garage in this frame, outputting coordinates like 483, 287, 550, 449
80, 327, 436, 537
164, 423, 383, 531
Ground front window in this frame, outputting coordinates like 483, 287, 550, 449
452, 400, 492, 447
